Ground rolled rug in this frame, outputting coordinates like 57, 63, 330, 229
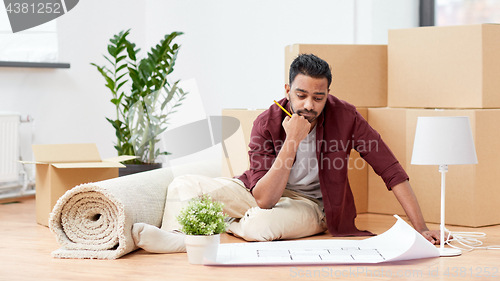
49, 167, 174, 259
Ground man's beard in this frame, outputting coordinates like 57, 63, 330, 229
290, 101, 318, 123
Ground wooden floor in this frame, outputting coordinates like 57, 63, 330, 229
2, 198, 500, 281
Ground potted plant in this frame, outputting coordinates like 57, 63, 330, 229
91, 29, 188, 176
176, 195, 228, 264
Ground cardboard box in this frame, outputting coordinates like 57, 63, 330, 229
222, 109, 265, 179
348, 108, 369, 214
222, 108, 369, 214
388, 24, 500, 108
367, 108, 407, 216
285, 44, 388, 108
368, 108, 500, 227
24, 143, 135, 226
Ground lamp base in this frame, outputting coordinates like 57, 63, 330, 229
438, 247, 461, 257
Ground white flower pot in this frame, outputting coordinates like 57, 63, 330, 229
184, 234, 220, 265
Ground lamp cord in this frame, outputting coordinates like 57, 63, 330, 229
445, 228, 500, 251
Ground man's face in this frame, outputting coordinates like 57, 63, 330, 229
285, 73, 329, 127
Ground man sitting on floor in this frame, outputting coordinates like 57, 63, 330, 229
132, 54, 440, 253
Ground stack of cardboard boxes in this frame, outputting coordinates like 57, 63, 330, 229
223, 24, 499, 227
369, 24, 500, 227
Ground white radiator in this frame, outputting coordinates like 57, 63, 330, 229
0, 112, 20, 183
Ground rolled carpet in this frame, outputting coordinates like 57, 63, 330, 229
49, 167, 174, 259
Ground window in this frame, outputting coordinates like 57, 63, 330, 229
420, 0, 500, 26
436, 0, 500, 26
0, 9, 58, 62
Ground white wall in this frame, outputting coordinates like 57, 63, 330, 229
145, 0, 355, 116
0, 0, 418, 163
0, 0, 146, 162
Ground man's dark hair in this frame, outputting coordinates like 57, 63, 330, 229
289, 54, 332, 87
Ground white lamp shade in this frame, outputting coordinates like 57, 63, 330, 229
411, 116, 478, 165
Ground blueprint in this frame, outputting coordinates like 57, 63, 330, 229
206, 215, 439, 265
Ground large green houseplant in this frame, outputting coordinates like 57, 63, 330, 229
91, 29, 187, 171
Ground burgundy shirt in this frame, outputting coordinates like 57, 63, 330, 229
236, 95, 409, 236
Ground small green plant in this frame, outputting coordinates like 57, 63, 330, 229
176, 195, 228, 235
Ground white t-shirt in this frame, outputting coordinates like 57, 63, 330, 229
286, 125, 322, 201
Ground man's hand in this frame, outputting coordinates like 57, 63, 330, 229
282, 114, 311, 147
252, 114, 310, 209
419, 229, 442, 245
419, 229, 453, 245
392, 181, 451, 246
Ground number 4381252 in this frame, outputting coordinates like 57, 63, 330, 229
6, 2, 62, 14
443, 267, 499, 278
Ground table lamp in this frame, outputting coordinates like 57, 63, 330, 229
411, 116, 478, 257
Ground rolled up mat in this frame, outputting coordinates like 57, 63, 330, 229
49, 167, 174, 259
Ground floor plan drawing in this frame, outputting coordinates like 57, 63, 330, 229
207, 215, 439, 266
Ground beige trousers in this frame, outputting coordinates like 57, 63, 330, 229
161, 174, 327, 242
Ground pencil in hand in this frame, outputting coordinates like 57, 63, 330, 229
273, 100, 292, 118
